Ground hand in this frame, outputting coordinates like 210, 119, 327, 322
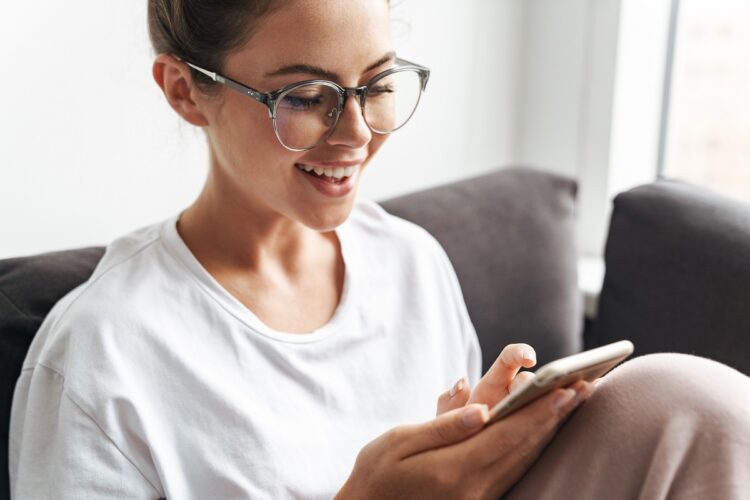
437, 343, 538, 416
335, 380, 595, 500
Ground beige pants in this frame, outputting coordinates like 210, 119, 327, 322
504, 353, 750, 500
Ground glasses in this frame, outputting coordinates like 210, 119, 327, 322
176, 56, 430, 151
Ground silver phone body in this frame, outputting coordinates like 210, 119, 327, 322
487, 340, 634, 424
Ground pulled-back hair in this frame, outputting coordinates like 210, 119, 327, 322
147, 0, 281, 95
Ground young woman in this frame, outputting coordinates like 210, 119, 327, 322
10, 0, 750, 498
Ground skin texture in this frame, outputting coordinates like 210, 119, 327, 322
152, 1, 596, 496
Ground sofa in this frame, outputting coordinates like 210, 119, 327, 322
2, 166, 749, 498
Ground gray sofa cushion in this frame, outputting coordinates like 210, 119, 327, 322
590, 180, 750, 375
381, 166, 582, 373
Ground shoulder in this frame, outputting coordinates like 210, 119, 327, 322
347, 197, 446, 259
22, 216, 181, 375
344, 198, 460, 296
88, 216, 172, 284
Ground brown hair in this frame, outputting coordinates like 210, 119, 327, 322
147, 0, 281, 96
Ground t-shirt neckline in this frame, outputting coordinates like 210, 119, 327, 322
159, 213, 355, 344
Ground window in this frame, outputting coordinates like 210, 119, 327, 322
659, 0, 750, 202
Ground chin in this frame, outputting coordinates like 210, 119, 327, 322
303, 199, 356, 233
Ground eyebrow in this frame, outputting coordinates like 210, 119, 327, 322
265, 51, 397, 81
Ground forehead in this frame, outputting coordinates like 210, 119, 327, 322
227, 0, 392, 81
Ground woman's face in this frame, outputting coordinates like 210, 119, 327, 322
202, 0, 393, 232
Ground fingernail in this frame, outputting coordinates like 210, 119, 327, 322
554, 388, 576, 410
462, 404, 489, 429
522, 347, 536, 364
449, 377, 465, 398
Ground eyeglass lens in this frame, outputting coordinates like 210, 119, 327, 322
273, 69, 423, 150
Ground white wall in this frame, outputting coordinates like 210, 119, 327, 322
364, 0, 524, 199
516, 0, 624, 257
515, 0, 592, 180
0, 0, 523, 258
1, 0, 672, 260
1, 1, 207, 258
515, 0, 671, 257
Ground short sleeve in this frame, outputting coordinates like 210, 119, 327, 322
9, 366, 163, 499
430, 236, 483, 386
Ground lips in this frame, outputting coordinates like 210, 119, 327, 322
295, 162, 359, 197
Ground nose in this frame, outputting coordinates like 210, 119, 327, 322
324, 93, 372, 148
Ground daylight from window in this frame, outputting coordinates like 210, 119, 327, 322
662, 0, 750, 202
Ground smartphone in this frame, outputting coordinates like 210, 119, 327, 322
487, 340, 634, 424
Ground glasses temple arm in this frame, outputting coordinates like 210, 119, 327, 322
175, 57, 268, 106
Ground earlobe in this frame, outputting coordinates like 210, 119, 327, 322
152, 54, 210, 127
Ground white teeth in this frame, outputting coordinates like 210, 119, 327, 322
297, 163, 357, 180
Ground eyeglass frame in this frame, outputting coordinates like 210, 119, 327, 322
174, 55, 431, 151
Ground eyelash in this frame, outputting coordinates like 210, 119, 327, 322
368, 84, 394, 95
282, 95, 325, 109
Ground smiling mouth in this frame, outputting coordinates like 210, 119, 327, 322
295, 163, 356, 183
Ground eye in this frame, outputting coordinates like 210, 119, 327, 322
280, 94, 325, 110
368, 83, 395, 96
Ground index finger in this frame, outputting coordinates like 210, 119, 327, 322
468, 343, 536, 408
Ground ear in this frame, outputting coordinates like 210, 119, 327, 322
152, 54, 212, 127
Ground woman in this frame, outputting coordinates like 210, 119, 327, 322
10, 0, 750, 498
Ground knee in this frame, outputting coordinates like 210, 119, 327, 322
595, 353, 750, 429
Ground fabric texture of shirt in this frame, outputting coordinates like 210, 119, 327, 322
9, 198, 482, 499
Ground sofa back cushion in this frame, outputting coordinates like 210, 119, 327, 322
381, 166, 582, 373
590, 180, 750, 376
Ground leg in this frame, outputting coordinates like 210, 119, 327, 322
503, 353, 750, 500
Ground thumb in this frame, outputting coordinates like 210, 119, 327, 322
400, 403, 489, 455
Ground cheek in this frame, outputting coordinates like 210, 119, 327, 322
219, 98, 294, 174
229, 105, 275, 154
363, 133, 389, 169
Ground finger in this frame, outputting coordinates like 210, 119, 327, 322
500, 379, 595, 441
397, 403, 490, 457
488, 380, 595, 466
468, 343, 536, 407
464, 380, 594, 468
436, 377, 471, 416
480, 382, 584, 498
508, 371, 535, 394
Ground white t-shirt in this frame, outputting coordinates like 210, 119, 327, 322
9, 198, 482, 499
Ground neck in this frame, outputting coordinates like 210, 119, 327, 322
177, 166, 337, 278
